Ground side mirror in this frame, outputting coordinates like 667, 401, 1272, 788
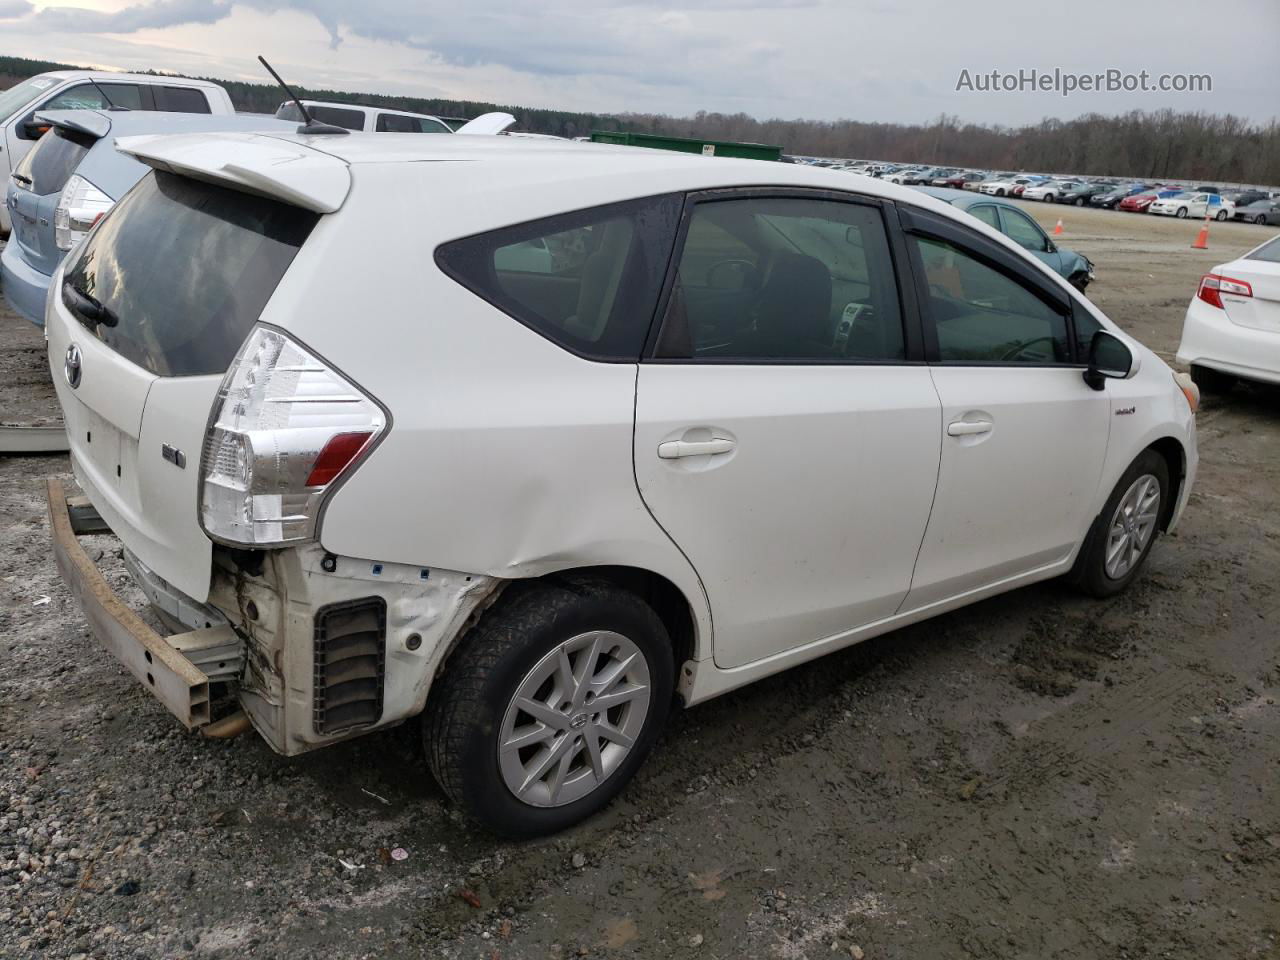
20, 117, 50, 140
1084, 330, 1133, 391
1045, 239, 1057, 253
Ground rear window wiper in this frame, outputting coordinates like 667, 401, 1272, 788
11, 173, 31, 186
62, 281, 118, 328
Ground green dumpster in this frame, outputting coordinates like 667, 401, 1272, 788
590, 130, 783, 162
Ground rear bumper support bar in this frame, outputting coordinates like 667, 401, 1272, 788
47, 476, 224, 730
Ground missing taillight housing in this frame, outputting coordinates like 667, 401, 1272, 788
200, 326, 387, 547
1197, 273, 1253, 310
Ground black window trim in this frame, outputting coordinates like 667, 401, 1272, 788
641, 185, 927, 366
896, 202, 1091, 368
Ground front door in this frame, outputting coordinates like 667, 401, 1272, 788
896, 213, 1109, 610
633, 192, 941, 669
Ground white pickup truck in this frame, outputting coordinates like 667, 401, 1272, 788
0, 71, 234, 234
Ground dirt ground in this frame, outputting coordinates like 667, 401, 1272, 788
1, 203, 1277, 960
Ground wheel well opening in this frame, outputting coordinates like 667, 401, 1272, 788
548, 566, 696, 671
1147, 437, 1186, 531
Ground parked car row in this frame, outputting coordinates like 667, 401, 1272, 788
795, 156, 1278, 225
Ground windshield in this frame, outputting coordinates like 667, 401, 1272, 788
0, 75, 58, 121
61, 171, 318, 377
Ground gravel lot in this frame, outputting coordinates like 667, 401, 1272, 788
1, 204, 1277, 960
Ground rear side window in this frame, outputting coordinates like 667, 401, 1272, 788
153, 86, 212, 113
436, 195, 683, 360
12, 127, 94, 195
61, 171, 318, 377
275, 102, 365, 130
375, 112, 450, 133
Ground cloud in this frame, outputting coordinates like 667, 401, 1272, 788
0, 0, 32, 19
25, 0, 231, 33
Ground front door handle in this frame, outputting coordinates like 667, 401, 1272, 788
947, 419, 993, 437
657, 437, 736, 459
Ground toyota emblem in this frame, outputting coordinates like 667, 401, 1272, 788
64, 343, 82, 389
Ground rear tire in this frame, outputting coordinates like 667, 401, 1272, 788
424, 577, 673, 838
1070, 450, 1169, 598
1190, 363, 1236, 394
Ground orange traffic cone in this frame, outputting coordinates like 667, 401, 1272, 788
1052, 219, 1064, 236
1191, 214, 1210, 250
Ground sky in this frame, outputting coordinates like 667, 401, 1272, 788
0, 0, 1276, 126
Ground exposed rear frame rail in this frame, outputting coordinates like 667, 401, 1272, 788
46, 477, 212, 729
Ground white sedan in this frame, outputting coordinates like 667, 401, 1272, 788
1022, 180, 1080, 202
1177, 232, 1280, 389
980, 176, 1036, 196
1149, 192, 1233, 220
45, 131, 1199, 836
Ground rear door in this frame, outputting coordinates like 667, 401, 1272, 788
47, 170, 320, 601
634, 190, 941, 669
896, 207, 1108, 610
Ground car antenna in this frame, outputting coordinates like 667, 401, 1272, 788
87, 77, 128, 111
256, 55, 349, 136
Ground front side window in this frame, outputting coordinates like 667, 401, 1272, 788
275, 102, 366, 130
12, 126, 94, 195
375, 113, 450, 133
436, 195, 683, 360
656, 196, 905, 362
62, 171, 318, 377
999, 207, 1048, 253
41, 83, 143, 111
911, 236, 1069, 364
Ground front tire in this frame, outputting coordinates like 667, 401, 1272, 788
1070, 450, 1169, 598
1215, 210, 1227, 221
424, 577, 673, 838
1176, 207, 1188, 218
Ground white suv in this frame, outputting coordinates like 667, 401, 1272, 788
46, 132, 1198, 837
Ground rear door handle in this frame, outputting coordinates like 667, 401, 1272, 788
657, 437, 736, 459
947, 419, 993, 437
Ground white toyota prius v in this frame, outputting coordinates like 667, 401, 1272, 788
45, 130, 1199, 836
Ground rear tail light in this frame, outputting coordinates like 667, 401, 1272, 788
1196, 273, 1253, 309
54, 175, 113, 251
200, 327, 386, 547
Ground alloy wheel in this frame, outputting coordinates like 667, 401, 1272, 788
498, 631, 651, 807
1104, 474, 1161, 579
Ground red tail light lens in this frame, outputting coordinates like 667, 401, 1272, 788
306, 432, 374, 487
1197, 274, 1253, 309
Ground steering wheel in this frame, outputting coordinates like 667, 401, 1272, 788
999, 336, 1060, 363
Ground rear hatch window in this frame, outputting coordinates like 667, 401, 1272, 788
12, 126, 95, 195
61, 170, 318, 377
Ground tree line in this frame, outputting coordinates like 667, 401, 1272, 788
2, 55, 1276, 185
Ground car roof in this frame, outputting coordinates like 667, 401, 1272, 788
35, 70, 222, 89
37, 108, 294, 138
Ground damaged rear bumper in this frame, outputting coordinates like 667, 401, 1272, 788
46, 476, 229, 730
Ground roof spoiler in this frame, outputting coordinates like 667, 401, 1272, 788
33, 109, 112, 140
455, 112, 517, 136
115, 132, 351, 213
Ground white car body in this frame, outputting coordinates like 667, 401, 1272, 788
1149, 192, 1234, 220
1176, 233, 1280, 385
45, 132, 1198, 832
1022, 181, 1079, 202
979, 177, 1036, 196
275, 99, 516, 135
0, 70, 233, 232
